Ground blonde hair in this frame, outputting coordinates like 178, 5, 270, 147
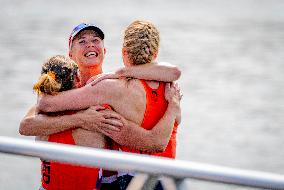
33, 55, 78, 95
123, 20, 160, 65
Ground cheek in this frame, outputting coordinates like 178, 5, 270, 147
96, 42, 104, 51
73, 49, 84, 59
71, 45, 83, 53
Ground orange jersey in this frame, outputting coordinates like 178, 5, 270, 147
120, 80, 178, 159
41, 111, 99, 190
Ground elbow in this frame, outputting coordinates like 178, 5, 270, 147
150, 139, 167, 152
19, 119, 33, 136
166, 66, 181, 82
173, 67, 181, 81
151, 145, 166, 153
145, 133, 169, 152
154, 146, 166, 153
38, 99, 52, 113
156, 142, 167, 152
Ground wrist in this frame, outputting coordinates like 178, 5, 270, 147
71, 112, 85, 128
168, 101, 180, 111
166, 103, 179, 117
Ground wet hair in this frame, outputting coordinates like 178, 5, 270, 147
123, 20, 160, 65
33, 55, 79, 95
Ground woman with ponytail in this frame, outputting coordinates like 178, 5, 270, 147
33, 55, 78, 96
34, 55, 107, 190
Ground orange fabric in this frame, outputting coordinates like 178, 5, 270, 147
120, 80, 178, 159
41, 111, 99, 190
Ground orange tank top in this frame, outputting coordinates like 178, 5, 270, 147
120, 80, 178, 159
41, 111, 100, 190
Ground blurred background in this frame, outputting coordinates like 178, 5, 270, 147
0, 0, 283, 189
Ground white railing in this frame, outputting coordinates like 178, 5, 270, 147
0, 136, 284, 190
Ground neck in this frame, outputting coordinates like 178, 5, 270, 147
79, 66, 103, 85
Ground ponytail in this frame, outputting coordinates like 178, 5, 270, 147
33, 71, 61, 95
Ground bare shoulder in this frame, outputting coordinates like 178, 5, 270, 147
89, 78, 130, 99
91, 78, 125, 91
93, 78, 143, 92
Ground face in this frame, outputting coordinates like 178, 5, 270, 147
69, 30, 106, 68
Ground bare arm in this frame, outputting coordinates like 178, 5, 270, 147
19, 105, 79, 136
115, 62, 181, 82
19, 105, 123, 136
87, 62, 181, 87
101, 103, 179, 152
38, 80, 120, 113
90, 83, 182, 152
38, 62, 180, 112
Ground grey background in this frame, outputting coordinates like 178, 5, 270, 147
0, 0, 283, 189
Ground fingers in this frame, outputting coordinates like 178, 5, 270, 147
171, 82, 179, 93
100, 122, 122, 132
172, 82, 182, 100
86, 76, 96, 85
102, 119, 123, 128
166, 82, 181, 95
174, 82, 180, 92
91, 79, 101, 86
89, 74, 104, 86
91, 73, 120, 86
102, 111, 121, 120
165, 82, 171, 89
98, 128, 113, 137
90, 105, 106, 111
97, 126, 120, 139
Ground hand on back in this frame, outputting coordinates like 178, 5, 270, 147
77, 105, 123, 132
165, 82, 182, 124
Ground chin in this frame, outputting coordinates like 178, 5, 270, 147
82, 60, 99, 65
84, 62, 101, 68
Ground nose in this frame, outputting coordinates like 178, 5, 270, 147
86, 41, 95, 48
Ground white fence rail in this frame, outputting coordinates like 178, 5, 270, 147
0, 136, 284, 189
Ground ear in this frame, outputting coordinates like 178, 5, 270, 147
104, 48, 106, 55
153, 51, 158, 59
122, 47, 127, 56
69, 51, 72, 58
122, 48, 131, 67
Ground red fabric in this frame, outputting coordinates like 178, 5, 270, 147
41, 115, 99, 190
120, 80, 178, 159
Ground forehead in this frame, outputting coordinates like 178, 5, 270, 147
73, 30, 100, 41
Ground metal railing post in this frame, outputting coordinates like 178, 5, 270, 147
175, 178, 188, 190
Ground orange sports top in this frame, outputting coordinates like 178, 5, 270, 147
41, 112, 100, 190
120, 80, 178, 159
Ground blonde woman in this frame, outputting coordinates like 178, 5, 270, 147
32, 55, 104, 190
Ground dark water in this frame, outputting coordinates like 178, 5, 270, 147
0, 0, 283, 189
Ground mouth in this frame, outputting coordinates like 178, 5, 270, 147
85, 51, 98, 58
